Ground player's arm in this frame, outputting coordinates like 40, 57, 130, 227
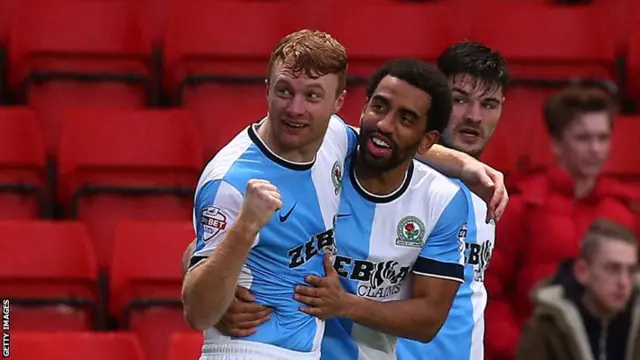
339, 189, 467, 342
182, 238, 197, 276
348, 125, 506, 221
182, 179, 281, 331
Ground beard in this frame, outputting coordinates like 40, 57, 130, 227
357, 125, 421, 172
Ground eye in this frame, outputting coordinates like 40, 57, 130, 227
453, 97, 466, 104
371, 104, 385, 113
483, 102, 499, 110
401, 115, 414, 124
276, 88, 291, 97
307, 92, 322, 101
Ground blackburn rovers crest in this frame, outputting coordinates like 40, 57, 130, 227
331, 161, 343, 195
396, 216, 426, 247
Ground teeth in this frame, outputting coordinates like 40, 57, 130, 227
372, 137, 390, 148
285, 121, 304, 128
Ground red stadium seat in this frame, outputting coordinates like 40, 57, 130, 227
10, 332, 146, 360
164, 0, 310, 158
110, 221, 195, 360
166, 333, 204, 360
626, 5, 640, 108
0, 107, 47, 219
471, 3, 617, 164
58, 108, 202, 270
315, 2, 464, 124
603, 116, 640, 186
0, 221, 98, 331
9, 0, 153, 155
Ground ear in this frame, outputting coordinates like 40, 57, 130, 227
573, 258, 590, 286
333, 90, 346, 114
265, 78, 270, 99
417, 130, 440, 155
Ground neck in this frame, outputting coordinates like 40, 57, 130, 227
573, 177, 597, 199
354, 150, 411, 196
257, 117, 318, 163
581, 291, 616, 323
439, 137, 480, 159
558, 163, 596, 199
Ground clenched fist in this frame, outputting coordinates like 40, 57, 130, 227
238, 179, 283, 230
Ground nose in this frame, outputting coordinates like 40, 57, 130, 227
285, 94, 306, 117
464, 101, 482, 123
376, 112, 395, 134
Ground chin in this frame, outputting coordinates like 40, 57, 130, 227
362, 154, 395, 172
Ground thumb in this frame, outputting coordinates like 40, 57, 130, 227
235, 286, 256, 302
324, 252, 336, 276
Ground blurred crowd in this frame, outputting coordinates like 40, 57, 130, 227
486, 84, 640, 360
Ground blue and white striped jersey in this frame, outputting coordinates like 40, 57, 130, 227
396, 180, 495, 360
189, 115, 357, 359
321, 158, 469, 360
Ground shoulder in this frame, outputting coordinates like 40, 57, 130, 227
411, 160, 462, 202
321, 114, 357, 155
601, 177, 640, 206
196, 127, 255, 196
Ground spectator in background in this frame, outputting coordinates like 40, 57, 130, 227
485, 85, 640, 360
516, 219, 640, 360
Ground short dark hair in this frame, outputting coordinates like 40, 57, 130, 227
543, 86, 617, 138
365, 59, 452, 133
437, 41, 510, 94
580, 218, 638, 262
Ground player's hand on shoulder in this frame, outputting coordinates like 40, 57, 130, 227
216, 286, 272, 337
460, 160, 508, 223
238, 179, 283, 230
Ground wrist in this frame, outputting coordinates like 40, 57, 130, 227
233, 216, 262, 238
341, 293, 362, 319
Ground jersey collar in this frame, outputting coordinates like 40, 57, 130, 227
349, 153, 414, 204
247, 119, 315, 171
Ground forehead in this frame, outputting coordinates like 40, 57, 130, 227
373, 75, 432, 111
270, 61, 338, 90
567, 112, 611, 134
595, 238, 637, 264
449, 74, 503, 99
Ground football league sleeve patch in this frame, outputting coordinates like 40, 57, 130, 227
189, 179, 246, 271
413, 189, 468, 283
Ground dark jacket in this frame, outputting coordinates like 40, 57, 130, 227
516, 260, 640, 360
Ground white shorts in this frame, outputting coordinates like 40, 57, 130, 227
199, 339, 321, 360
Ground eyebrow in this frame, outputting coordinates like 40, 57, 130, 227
372, 94, 420, 119
452, 86, 502, 104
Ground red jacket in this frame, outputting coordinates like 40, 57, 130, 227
485, 166, 640, 360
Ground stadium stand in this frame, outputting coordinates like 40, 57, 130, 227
0, 221, 99, 331
8, 0, 154, 156
0, 107, 47, 219
110, 220, 195, 360
0, 1, 639, 359
57, 108, 202, 271
9, 332, 146, 360
166, 332, 204, 360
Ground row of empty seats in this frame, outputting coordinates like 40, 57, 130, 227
0, 0, 639, 156
1, 220, 195, 360
2, 106, 639, 213
6, 332, 201, 360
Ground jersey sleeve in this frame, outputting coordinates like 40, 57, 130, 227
330, 113, 358, 155
413, 189, 468, 283
189, 179, 249, 271
346, 125, 358, 155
